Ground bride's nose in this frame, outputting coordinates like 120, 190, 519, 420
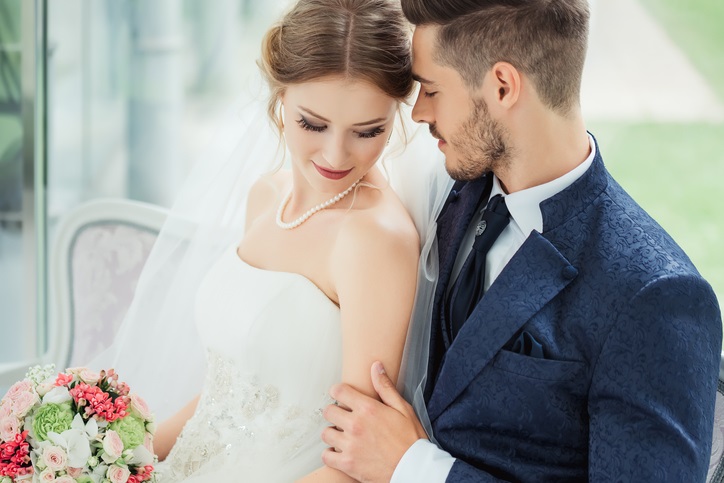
321, 133, 350, 168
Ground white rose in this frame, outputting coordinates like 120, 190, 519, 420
77, 369, 101, 385
42, 386, 72, 405
129, 394, 152, 421
38, 469, 56, 482
67, 467, 82, 478
42, 445, 68, 472
54, 477, 75, 483
107, 464, 131, 483
102, 430, 124, 464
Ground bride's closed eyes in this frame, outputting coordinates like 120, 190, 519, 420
296, 116, 386, 139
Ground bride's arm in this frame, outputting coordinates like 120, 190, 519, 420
297, 211, 420, 482
154, 395, 200, 461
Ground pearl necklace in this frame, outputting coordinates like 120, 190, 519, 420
276, 178, 362, 230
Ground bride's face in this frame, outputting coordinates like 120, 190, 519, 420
281, 77, 397, 193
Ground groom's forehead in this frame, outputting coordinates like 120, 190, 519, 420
411, 25, 440, 74
411, 25, 438, 59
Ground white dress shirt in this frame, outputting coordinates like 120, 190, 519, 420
391, 135, 596, 482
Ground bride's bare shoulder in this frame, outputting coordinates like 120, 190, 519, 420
245, 170, 290, 228
337, 186, 420, 266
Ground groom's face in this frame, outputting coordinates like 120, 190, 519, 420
410, 25, 510, 181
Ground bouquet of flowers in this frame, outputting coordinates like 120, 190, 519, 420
0, 365, 156, 483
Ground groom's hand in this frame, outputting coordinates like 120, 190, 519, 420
321, 361, 428, 483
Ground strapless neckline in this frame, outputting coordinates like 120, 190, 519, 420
232, 245, 339, 310
163, 244, 343, 481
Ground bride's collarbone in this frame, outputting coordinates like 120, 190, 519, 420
237, 221, 340, 299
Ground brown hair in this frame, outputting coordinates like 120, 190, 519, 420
259, 0, 414, 133
401, 0, 590, 114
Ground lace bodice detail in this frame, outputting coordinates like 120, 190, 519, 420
160, 246, 342, 482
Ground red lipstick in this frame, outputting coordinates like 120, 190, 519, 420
313, 163, 353, 180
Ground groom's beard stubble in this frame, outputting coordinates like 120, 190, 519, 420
436, 98, 512, 182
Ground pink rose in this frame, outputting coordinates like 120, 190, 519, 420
0, 416, 19, 442
67, 467, 83, 478
5, 380, 34, 402
107, 464, 131, 483
129, 394, 152, 421
12, 390, 39, 418
42, 445, 68, 472
102, 430, 124, 463
38, 469, 56, 482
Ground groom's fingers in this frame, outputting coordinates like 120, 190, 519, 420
329, 382, 367, 411
321, 446, 348, 473
371, 361, 411, 414
322, 401, 352, 430
321, 424, 344, 449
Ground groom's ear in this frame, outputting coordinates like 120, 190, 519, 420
489, 61, 521, 110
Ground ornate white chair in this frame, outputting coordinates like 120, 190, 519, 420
49, 198, 167, 368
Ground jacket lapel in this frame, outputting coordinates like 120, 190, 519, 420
427, 231, 578, 421
425, 176, 490, 396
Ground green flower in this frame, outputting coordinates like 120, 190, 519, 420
76, 476, 94, 483
108, 415, 146, 449
32, 402, 74, 441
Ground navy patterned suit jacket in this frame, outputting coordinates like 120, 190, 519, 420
426, 137, 722, 482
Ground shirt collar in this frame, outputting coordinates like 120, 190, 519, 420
490, 134, 596, 235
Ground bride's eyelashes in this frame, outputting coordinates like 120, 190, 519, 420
297, 116, 326, 133
357, 126, 386, 139
296, 116, 386, 139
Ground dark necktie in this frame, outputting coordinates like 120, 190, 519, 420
447, 194, 510, 339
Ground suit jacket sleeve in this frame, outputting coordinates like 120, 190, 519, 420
587, 273, 721, 481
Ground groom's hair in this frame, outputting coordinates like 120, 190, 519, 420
401, 0, 590, 115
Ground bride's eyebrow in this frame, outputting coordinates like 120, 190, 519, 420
353, 117, 387, 127
299, 106, 330, 122
298, 106, 387, 127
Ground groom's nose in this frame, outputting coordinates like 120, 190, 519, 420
411, 90, 433, 125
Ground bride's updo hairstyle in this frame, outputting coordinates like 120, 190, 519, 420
259, 0, 414, 134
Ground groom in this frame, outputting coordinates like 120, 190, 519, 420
322, 0, 722, 481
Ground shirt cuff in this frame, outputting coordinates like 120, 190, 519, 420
391, 439, 456, 483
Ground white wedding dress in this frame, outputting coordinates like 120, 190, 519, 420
157, 245, 342, 482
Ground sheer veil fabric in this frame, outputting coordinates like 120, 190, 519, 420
88, 84, 451, 444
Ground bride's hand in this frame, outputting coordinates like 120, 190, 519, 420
154, 394, 200, 461
321, 361, 427, 483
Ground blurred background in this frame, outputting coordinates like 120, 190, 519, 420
0, 0, 722, 379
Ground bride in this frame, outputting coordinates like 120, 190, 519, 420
90, 0, 450, 481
